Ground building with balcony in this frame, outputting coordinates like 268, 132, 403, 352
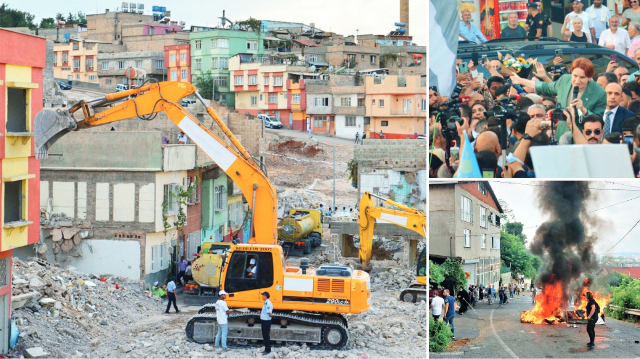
332, 85, 366, 139
53, 39, 124, 88
164, 44, 191, 82
305, 79, 335, 135
36, 131, 197, 287
429, 181, 503, 289
0, 28, 45, 354
97, 51, 165, 90
190, 29, 266, 108
305, 45, 381, 73
364, 75, 427, 139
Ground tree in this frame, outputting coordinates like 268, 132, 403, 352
236, 17, 261, 33
193, 71, 215, 100
442, 258, 466, 293
77, 11, 86, 24
500, 229, 540, 280
66, 12, 75, 24
429, 260, 445, 288
504, 221, 526, 245
0, 3, 36, 29
55, 13, 64, 21
39, 17, 56, 29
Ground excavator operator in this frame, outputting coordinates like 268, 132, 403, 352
246, 258, 258, 278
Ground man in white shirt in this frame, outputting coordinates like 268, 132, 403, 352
430, 291, 445, 321
586, 0, 611, 43
215, 290, 230, 350
599, 16, 630, 55
177, 131, 188, 144
246, 258, 257, 278
258, 291, 274, 355
566, 0, 597, 44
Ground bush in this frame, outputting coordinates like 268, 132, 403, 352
606, 274, 640, 322
429, 316, 453, 352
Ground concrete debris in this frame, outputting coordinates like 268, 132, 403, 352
51, 229, 62, 242
24, 347, 48, 358
37, 243, 48, 255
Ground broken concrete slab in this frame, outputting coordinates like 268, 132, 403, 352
24, 347, 48, 358
38, 298, 56, 306
29, 277, 45, 288
51, 228, 62, 242
61, 239, 74, 253
12, 292, 41, 310
72, 233, 81, 245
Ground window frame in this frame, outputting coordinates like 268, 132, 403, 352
461, 195, 472, 223
268, 94, 278, 104
195, 40, 202, 50
292, 94, 300, 104
248, 75, 258, 85
464, 229, 471, 248
234, 75, 244, 86
274, 76, 283, 86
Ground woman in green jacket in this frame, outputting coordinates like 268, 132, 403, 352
510, 58, 606, 139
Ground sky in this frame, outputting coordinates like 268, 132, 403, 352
9, 0, 427, 46
490, 181, 640, 256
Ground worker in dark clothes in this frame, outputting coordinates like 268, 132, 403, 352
585, 291, 600, 348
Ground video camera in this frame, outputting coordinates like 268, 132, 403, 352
436, 83, 465, 139
485, 96, 519, 121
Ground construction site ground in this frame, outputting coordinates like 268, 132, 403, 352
430, 291, 640, 358
10, 122, 427, 358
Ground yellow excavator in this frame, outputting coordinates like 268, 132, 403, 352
358, 191, 426, 303
34, 75, 369, 349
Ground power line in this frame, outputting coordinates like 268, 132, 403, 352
602, 219, 640, 255
605, 181, 640, 190
493, 181, 640, 191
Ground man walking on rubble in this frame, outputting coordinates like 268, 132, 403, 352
215, 290, 230, 350
258, 291, 274, 355
165, 277, 180, 314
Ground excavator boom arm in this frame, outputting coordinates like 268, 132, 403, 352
34, 81, 277, 245
358, 191, 426, 271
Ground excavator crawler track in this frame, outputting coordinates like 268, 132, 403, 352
185, 310, 350, 350
399, 285, 427, 303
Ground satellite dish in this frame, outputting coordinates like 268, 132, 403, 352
310, 65, 316, 73
329, 65, 334, 73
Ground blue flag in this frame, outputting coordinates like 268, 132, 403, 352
454, 132, 482, 178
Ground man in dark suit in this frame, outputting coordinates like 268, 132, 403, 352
603, 83, 635, 135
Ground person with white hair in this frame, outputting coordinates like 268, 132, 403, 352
599, 16, 630, 55
247, 258, 257, 278
459, 9, 487, 43
562, 17, 590, 43
626, 22, 640, 58
526, 93, 543, 104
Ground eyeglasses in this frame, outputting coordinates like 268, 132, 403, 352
584, 129, 602, 136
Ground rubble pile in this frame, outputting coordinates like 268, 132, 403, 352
9, 258, 164, 358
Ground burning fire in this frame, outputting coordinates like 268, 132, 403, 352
521, 278, 611, 325
521, 281, 566, 324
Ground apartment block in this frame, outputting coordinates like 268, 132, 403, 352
429, 181, 503, 289
0, 29, 45, 354
53, 39, 125, 88
305, 45, 381, 73
305, 79, 335, 135
332, 85, 366, 139
190, 29, 266, 108
97, 51, 165, 90
37, 131, 197, 287
164, 44, 191, 82
364, 75, 427, 139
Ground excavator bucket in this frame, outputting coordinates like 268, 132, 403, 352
34, 109, 77, 160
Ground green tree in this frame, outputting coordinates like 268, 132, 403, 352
500, 229, 540, 280
0, 3, 36, 29
442, 258, 466, 292
55, 13, 64, 21
236, 17, 261, 33
39, 17, 56, 29
77, 11, 86, 24
193, 70, 215, 100
66, 12, 75, 24
429, 316, 453, 352
429, 260, 445, 288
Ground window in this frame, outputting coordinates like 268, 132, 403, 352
163, 184, 180, 214
247, 41, 258, 50
186, 177, 199, 204
403, 99, 412, 113
481, 234, 486, 249
480, 206, 487, 228
53, 54, 57, 65
361, 54, 365, 60
379, 99, 384, 107
211, 57, 219, 68
151, 242, 170, 272
264, 76, 269, 86
156, 60, 164, 69
314, 97, 329, 107
148, 26, 154, 35
88, 75, 97, 81
491, 236, 500, 249
86, 59, 94, 68
214, 185, 226, 211
292, 94, 300, 104
102, 62, 109, 70
118, 61, 124, 69
345, 116, 356, 127
309, 54, 318, 62
213, 76, 228, 88
224, 251, 274, 293
182, 69, 188, 79
106, 79, 112, 85
136, 60, 142, 68
181, 52, 187, 62
195, 40, 201, 49
314, 116, 326, 127
211, 38, 228, 48
195, 58, 202, 70
461, 195, 472, 223
62, 54, 68, 62
234, 75, 244, 86
171, 69, 177, 81
464, 229, 471, 248
4, 180, 24, 224
170, 53, 176, 63
340, 97, 352, 107
249, 75, 257, 85
274, 76, 283, 86
421, 99, 427, 111
478, 182, 487, 195
357, 98, 365, 107
75, 74, 80, 80
7, 88, 27, 133
381, 121, 389, 126
370, 55, 376, 64
73, 59, 80, 69
269, 94, 278, 104
251, 96, 257, 106
219, 57, 228, 69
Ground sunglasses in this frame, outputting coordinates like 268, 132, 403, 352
585, 129, 602, 136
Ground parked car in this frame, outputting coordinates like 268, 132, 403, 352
458, 39, 638, 77
57, 81, 71, 90
115, 84, 129, 92
257, 114, 283, 129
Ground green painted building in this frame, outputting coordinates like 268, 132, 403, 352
190, 29, 266, 108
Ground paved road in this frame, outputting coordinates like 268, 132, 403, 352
432, 292, 640, 358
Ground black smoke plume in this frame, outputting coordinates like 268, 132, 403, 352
529, 182, 597, 304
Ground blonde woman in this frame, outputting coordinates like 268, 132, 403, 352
562, 17, 590, 43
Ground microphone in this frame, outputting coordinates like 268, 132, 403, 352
572, 86, 579, 101
499, 95, 522, 101
441, 96, 470, 107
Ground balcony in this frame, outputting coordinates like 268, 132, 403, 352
162, 144, 196, 172
333, 106, 365, 116
390, 108, 417, 116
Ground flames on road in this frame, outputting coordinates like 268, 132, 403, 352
521, 278, 610, 324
